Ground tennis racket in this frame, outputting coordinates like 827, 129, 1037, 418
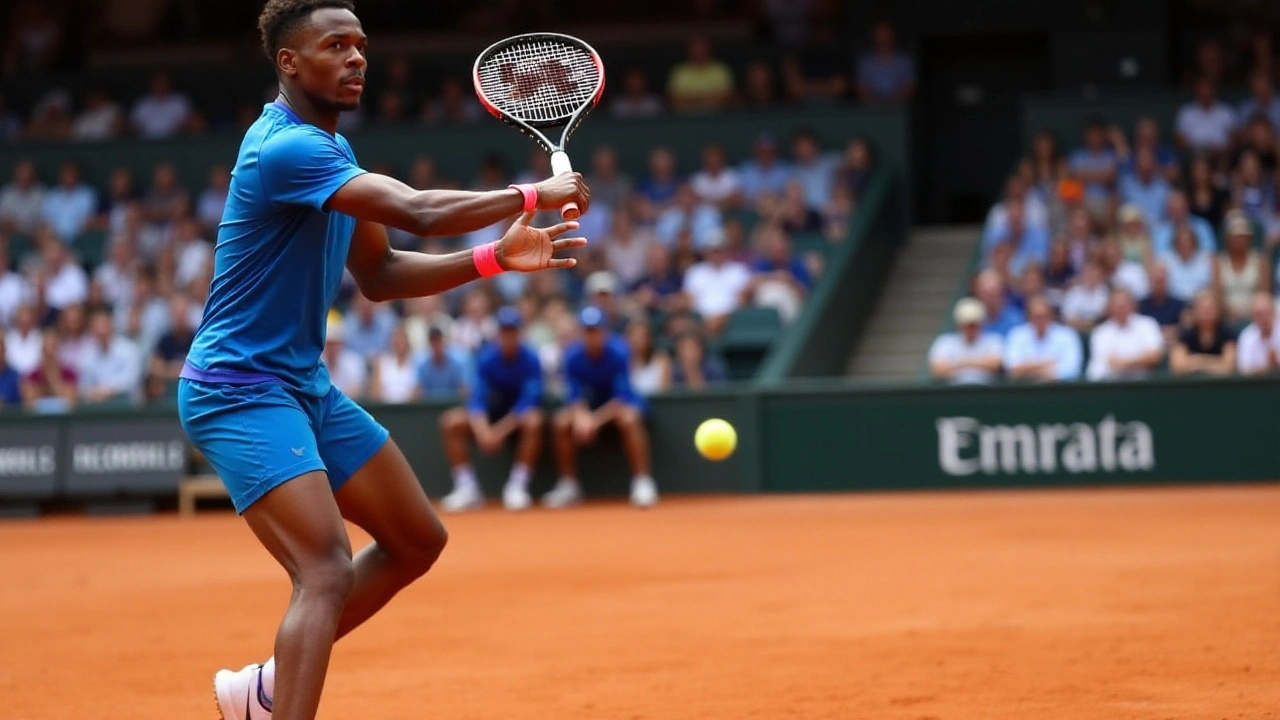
473, 32, 605, 220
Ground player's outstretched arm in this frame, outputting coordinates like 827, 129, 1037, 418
346, 211, 588, 301
327, 172, 590, 238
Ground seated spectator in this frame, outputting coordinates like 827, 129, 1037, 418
374, 56, 418, 120
985, 201, 1050, 277
0, 242, 30, 325
630, 243, 686, 317
40, 161, 97, 241
5, 304, 40, 375
94, 238, 138, 309
1231, 150, 1275, 227
71, 88, 123, 141
982, 175, 1051, 253
1152, 190, 1217, 256
1160, 225, 1213, 302
439, 306, 545, 512
586, 146, 633, 212
1170, 292, 1236, 376
603, 209, 654, 289
37, 236, 88, 312
0, 335, 21, 407
1118, 149, 1172, 226
822, 183, 856, 241
117, 265, 169, 354
25, 89, 72, 141
143, 163, 189, 232
452, 288, 498, 353
738, 133, 793, 204
421, 77, 483, 125
172, 217, 211, 292
690, 144, 743, 208
790, 130, 839, 211
1086, 290, 1165, 381
1067, 118, 1119, 218
322, 316, 366, 399
742, 225, 810, 324
1232, 114, 1278, 174
928, 298, 1003, 385
1236, 292, 1280, 375
1115, 117, 1181, 183
667, 35, 734, 113
150, 296, 194, 383
1112, 204, 1154, 266
1024, 130, 1066, 204
56, 303, 92, 374
1043, 240, 1076, 307
550, 306, 657, 508
196, 165, 230, 237
78, 309, 141, 404
671, 331, 728, 389
609, 68, 663, 119
1138, 262, 1187, 342
416, 326, 468, 399
402, 294, 454, 356
1097, 238, 1149, 301
22, 330, 76, 413
683, 233, 751, 336
636, 147, 681, 215
655, 184, 722, 250
626, 319, 670, 396
1186, 154, 1229, 231
1058, 206, 1098, 270
855, 20, 916, 105
1175, 76, 1237, 155
1003, 295, 1083, 382
766, 180, 825, 235
581, 271, 629, 334
739, 60, 778, 110
130, 72, 194, 139
782, 25, 848, 105
1214, 212, 1270, 325
343, 293, 397, 359
0, 160, 45, 235
838, 137, 874, 202
974, 269, 1025, 337
367, 323, 420, 404
95, 167, 138, 236
1238, 71, 1280, 132
1061, 260, 1111, 332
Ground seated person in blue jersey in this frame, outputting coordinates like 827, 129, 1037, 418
549, 306, 658, 509
438, 307, 544, 513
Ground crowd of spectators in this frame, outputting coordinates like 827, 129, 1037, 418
931, 71, 1280, 384
0, 128, 872, 411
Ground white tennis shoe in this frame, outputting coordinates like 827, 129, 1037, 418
214, 663, 272, 720
440, 484, 484, 513
503, 483, 532, 511
541, 479, 583, 509
630, 477, 658, 508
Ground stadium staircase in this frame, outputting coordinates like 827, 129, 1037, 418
845, 225, 980, 382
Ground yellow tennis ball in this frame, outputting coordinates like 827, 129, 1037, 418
695, 418, 737, 461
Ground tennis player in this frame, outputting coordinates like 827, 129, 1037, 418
178, 2, 590, 720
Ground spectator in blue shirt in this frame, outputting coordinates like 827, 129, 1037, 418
1003, 296, 1083, 382
416, 327, 468, 399
629, 243, 687, 318
855, 21, 916, 105
40, 162, 98, 242
738, 133, 793, 203
1152, 191, 1218, 256
1068, 119, 1119, 209
342, 293, 397, 359
744, 225, 811, 324
985, 202, 1050, 278
1116, 117, 1180, 183
1119, 147, 1173, 226
789, 130, 839, 211
549, 306, 657, 509
636, 146, 681, 213
975, 269, 1026, 337
0, 335, 20, 406
439, 307, 544, 513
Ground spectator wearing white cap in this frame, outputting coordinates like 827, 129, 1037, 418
1086, 289, 1165, 381
1236, 292, 1280, 375
322, 315, 367, 400
1003, 295, 1082, 382
928, 298, 1003, 385
582, 270, 629, 334
1213, 211, 1270, 325
1112, 204, 1154, 266
683, 232, 752, 336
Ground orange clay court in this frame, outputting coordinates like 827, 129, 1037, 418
4, 485, 1280, 720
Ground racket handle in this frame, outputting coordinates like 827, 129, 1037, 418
550, 150, 579, 220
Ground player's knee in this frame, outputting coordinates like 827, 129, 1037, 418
297, 549, 356, 606
400, 518, 448, 578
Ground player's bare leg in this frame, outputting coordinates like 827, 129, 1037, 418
438, 408, 483, 511
238, 473, 356, 720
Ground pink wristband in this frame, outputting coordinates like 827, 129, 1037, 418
508, 183, 537, 213
472, 241, 504, 278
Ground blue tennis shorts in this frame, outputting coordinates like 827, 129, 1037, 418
178, 379, 389, 513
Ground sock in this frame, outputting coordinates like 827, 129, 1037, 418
507, 463, 530, 490
632, 474, 653, 486
452, 464, 478, 494
260, 657, 275, 708
557, 476, 579, 490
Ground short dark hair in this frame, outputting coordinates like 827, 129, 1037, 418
258, 0, 355, 62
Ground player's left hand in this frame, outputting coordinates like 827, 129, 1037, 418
496, 210, 588, 273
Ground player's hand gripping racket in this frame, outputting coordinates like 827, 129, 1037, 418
473, 32, 605, 220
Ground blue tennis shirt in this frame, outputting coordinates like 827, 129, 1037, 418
563, 337, 642, 409
183, 103, 366, 396
467, 343, 543, 415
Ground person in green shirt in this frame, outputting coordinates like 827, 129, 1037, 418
667, 35, 734, 113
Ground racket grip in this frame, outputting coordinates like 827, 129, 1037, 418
550, 150, 579, 220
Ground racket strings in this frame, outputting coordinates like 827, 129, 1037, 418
476, 40, 600, 125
